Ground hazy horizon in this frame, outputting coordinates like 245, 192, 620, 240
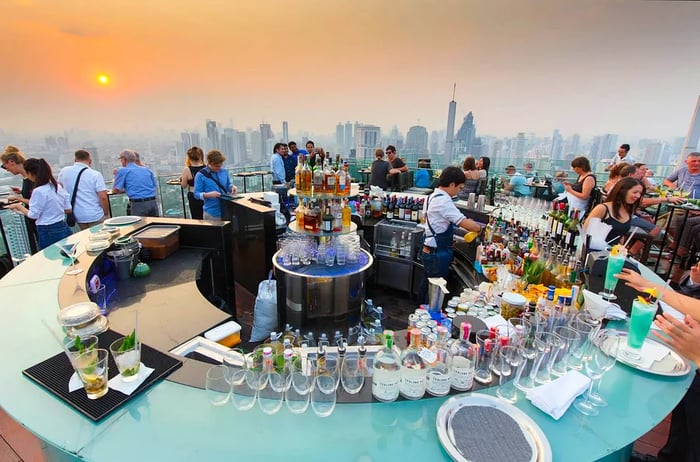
1, 0, 698, 139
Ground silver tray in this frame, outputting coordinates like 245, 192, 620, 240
602, 330, 690, 377
104, 216, 142, 226
436, 394, 552, 462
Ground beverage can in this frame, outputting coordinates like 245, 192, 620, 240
467, 193, 476, 209
477, 195, 486, 211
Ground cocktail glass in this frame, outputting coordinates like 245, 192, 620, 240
57, 240, 83, 276
63, 335, 99, 366
109, 337, 141, 382
600, 253, 626, 300
73, 348, 109, 400
574, 331, 620, 416
621, 299, 658, 363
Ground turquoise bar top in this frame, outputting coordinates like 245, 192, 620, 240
0, 230, 693, 461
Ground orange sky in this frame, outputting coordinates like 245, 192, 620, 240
0, 0, 698, 137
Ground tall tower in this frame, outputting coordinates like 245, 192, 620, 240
336, 123, 344, 152
445, 84, 457, 165
678, 95, 700, 165
455, 112, 476, 156
206, 120, 219, 151
282, 121, 289, 143
344, 122, 353, 153
260, 123, 274, 158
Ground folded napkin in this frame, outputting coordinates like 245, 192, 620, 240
582, 290, 627, 321
526, 370, 591, 420
624, 341, 669, 369
68, 363, 154, 395
605, 304, 628, 321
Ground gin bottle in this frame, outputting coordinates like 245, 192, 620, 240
372, 330, 401, 403
425, 326, 452, 397
399, 328, 427, 400
450, 322, 476, 391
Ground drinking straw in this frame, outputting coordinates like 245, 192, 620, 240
659, 279, 671, 302
624, 227, 638, 249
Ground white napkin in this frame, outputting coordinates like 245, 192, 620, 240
605, 304, 628, 321
108, 363, 154, 395
623, 342, 669, 369
482, 314, 509, 330
526, 370, 591, 420
585, 217, 613, 251
68, 363, 154, 395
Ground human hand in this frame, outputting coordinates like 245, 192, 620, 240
208, 191, 221, 199
668, 196, 685, 205
231, 185, 238, 195
653, 313, 700, 366
10, 186, 21, 194
615, 268, 650, 292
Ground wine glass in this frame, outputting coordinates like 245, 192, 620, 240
340, 352, 365, 394
57, 240, 83, 275
587, 331, 621, 407
574, 331, 621, 416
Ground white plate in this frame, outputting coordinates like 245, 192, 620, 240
86, 240, 110, 252
436, 394, 552, 462
104, 216, 142, 226
602, 330, 690, 377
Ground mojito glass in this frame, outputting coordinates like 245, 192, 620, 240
621, 299, 657, 363
74, 348, 109, 399
110, 337, 141, 382
600, 253, 626, 300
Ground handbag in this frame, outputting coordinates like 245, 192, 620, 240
66, 167, 87, 227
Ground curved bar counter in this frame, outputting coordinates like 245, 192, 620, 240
0, 221, 694, 461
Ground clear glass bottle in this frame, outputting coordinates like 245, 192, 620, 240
399, 328, 427, 400
372, 330, 401, 402
312, 161, 324, 195
426, 326, 453, 396
450, 322, 476, 391
342, 199, 351, 230
390, 231, 399, 257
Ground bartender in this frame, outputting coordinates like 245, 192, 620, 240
419, 166, 483, 303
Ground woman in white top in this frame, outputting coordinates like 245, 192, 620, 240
8, 158, 72, 249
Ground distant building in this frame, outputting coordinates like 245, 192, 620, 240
589, 134, 618, 164
550, 129, 563, 160
282, 121, 289, 143
355, 125, 382, 161
260, 123, 274, 159
430, 130, 440, 156
513, 132, 526, 159
567, 134, 580, 157
206, 120, 219, 151
221, 128, 240, 164
406, 125, 428, 153
455, 112, 476, 156
445, 99, 457, 165
336, 123, 344, 153
344, 122, 353, 153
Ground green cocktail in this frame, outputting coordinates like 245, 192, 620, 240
600, 252, 626, 300
622, 299, 657, 363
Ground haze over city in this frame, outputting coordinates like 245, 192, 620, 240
1, 0, 698, 139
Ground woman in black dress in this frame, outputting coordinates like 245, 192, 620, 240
584, 177, 644, 245
180, 146, 206, 219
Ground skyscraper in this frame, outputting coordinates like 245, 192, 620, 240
513, 132, 526, 159
344, 122, 353, 153
406, 125, 428, 153
445, 85, 457, 165
336, 123, 344, 152
282, 121, 289, 143
678, 95, 700, 165
550, 129, 563, 160
221, 128, 240, 164
206, 120, 219, 151
355, 125, 382, 161
260, 123, 274, 159
455, 112, 476, 156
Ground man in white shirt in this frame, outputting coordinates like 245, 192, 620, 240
418, 166, 482, 303
605, 144, 635, 171
59, 149, 110, 230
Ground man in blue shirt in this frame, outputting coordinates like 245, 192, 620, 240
270, 143, 290, 221
193, 150, 237, 220
112, 149, 159, 216
504, 165, 530, 197
288, 141, 307, 162
281, 143, 296, 184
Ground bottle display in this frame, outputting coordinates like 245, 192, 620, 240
450, 322, 476, 391
372, 330, 401, 403
399, 328, 427, 400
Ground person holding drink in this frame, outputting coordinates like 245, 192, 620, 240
616, 268, 700, 462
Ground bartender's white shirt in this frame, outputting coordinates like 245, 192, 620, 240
27, 183, 70, 225
420, 189, 465, 248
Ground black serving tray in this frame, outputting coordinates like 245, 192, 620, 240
22, 329, 182, 422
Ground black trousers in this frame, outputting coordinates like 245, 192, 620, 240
658, 372, 700, 462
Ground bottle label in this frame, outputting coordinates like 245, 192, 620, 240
427, 370, 451, 395
327, 177, 335, 186
400, 368, 426, 398
451, 366, 474, 390
372, 369, 400, 401
418, 348, 437, 364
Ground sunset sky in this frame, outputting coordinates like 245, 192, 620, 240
0, 0, 698, 138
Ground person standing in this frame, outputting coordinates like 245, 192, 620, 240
369, 148, 391, 190
605, 143, 634, 171
418, 166, 482, 303
193, 150, 237, 220
112, 149, 159, 217
563, 156, 597, 216
58, 149, 110, 230
179, 146, 206, 219
281, 143, 297, 185
386, 145, 407, 190
288, 141, 307, 164
8, 158, 72, 249
1, 145, 38, 252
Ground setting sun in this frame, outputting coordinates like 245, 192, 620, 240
97, 74, 109, 85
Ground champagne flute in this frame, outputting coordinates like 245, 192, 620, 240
574, 331, 620, 416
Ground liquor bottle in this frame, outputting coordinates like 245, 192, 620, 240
332, 200, 342, 232
295, 200, 305, 227
390, 231, 399, 257
344, 161, 351, 196
411, 199, 419, 222
399, 328, 427, 400
294, 155, 302, 191
387, 197, 395, 220
450, 322, 476, 391
322, 206, 333, 233
342, 199, 351, 230
269, 331, 283, 354
312, 162, 324, 195
337, 165, 347, 196
301, 155, 312, 194
324, 158, 336, 194
398, 198, 406, 220
364, 197, 372, 218
418, 198, 425, 223
372, 330, 401, 403
425, 326, 452, 397
548, 202, 558, 236
399, 231, 409, 258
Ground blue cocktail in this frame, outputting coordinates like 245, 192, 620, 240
600, 252, 626, 300
621, 299, 657, 363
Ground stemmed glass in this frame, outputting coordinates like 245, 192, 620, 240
574, 331, 621, 416
587, 331, 621, 407
57, 240, 83, 275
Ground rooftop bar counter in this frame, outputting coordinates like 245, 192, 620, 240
0, 213, 696, 461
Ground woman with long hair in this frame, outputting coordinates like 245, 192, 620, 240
179, 146, 206, 219
460, 156, 481, 197
8, 158, 72, 249
1, 145, 39, 252
369, 148, 391, 190
584, 177, 644, 245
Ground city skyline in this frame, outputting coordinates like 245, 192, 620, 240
0, 0, 698, 138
